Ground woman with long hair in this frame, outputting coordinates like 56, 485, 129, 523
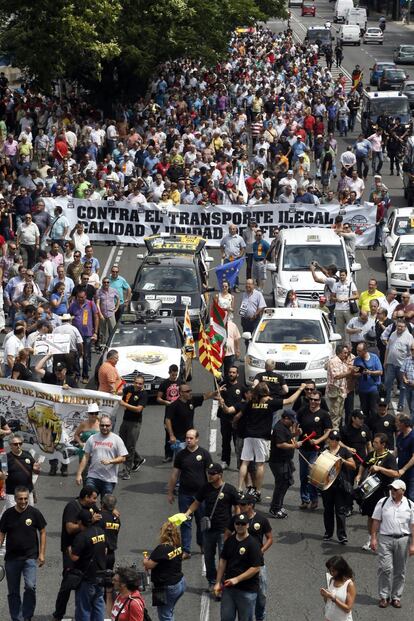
215, 280, 234, 318
111, 566, 146, 621
11, 349, 33, 381
320, 555, 356, 620
50, 282, 68, 316
143, 521, 186, 621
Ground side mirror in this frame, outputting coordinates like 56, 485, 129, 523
330, 333, 342, 342
242, 332, 252, 340
136, 253, 145, 259
384, 252, 392, 259
267, 263, 277, 272
383, 226, 389, 234
351, 262, 361, 272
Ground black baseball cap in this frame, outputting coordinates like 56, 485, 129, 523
78, 509, 93, 526
55, 362, 67, 371
282, 408, 297, 422
234, 513, 248, 525
329, 430, 341, 441
207, 463, 223, 475
351, 409, 365, 419
238, 493, 256, 506
377, 396, 387, 407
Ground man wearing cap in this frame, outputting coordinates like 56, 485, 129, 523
185, 463, 239, 592
395, 415, 414, 501
341, 409, 373, 514
214, 512, 262, 618
370, 480, 414, 609
167, 428, 212, 559
225, 494, 272, 621
268, 409, 303, 518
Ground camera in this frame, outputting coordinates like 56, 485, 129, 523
96, 568, 115, 587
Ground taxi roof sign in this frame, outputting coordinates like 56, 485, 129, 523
306, 234, 321, 242
145, 234, 206, 254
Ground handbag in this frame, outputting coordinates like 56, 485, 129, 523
152, 586, 168, 606
200, 483, 225, 533
348, 282, 358, 314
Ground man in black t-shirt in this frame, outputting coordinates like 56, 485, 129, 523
165, 383, 216, 456
167, 428, 212, 558
297, 390, 333, 510
53, 486, 100, 621
293, 380, 329, 412
214, 513, 262, 617
185, 463, 239, 589
218, 366, 246, 469
253, 359, 288, 398
119, 374, 148, 480
368, 397, 396, 450
70, 509, 106, 621
226, 494, 272, 621
0, 486, 47, 621
97, 493, 121, 570
0, 433, 40, 510
156, 364, 180, 462
269, 409, 303, 518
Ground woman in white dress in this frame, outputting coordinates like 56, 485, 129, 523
216, 280, 234, 319
320, 555, 356, 621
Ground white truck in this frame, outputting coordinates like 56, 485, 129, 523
345, 7, 367, 33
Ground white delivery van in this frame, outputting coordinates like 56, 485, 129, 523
268, 227, 361, 307
334, 0, 354, 23
338, 24, 361, 45
345, 7, 367, 32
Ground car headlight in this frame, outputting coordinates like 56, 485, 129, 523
309, 356, 329, 370
277, 287, 287, 297
390, 273, 407, 280
246, 356, 266, 369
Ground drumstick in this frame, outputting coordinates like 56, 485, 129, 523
301, 431, 320, 451
353, 452, 364, 464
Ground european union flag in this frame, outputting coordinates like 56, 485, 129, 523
215, 258, 245, 289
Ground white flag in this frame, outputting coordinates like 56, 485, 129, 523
237, 164, 248, 203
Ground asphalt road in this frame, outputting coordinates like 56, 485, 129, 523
1, 8, 414, 621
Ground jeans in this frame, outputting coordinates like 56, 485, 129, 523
255, 565, 267, 621
85, 477, 115, 499
372, 150, 383, 175
385, 364, 405, 409
401, 475, 414, 502
405, 386, 414, 422
203, 529, 225, 585
299, 449, 318, 503
178, 493, 204, 553
220, 417, 236, 466
156, 577, 186, 621
356, 155, 369, 179
220, 587, 257, 621
5, 558, 37, 621
75, 581, 105, 621
338, 118, 348, 136
119, 419, 142, 472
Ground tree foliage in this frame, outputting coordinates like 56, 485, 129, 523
0, 0, 286, 95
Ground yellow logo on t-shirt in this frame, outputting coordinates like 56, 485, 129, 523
196, 455, 202, 461
239, 547, 246, 555
25, 519, 32, 526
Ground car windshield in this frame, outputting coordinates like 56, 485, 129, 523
405, 84, 414, 91
256, 319, 325, 344
400, 46, 414, 52
282, 245, 345, 270
385, 70, 405, 77
135, 265, 198, 292
395, 245, 414, 261
394, 218, 414, 236
370, 99, 410, 116
307, 29, 330, 42
367, 29, 381, 33
111, 324, 179, 348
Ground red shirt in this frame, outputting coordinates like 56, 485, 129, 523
54, 139, 68, 161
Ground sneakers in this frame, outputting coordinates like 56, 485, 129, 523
131, 458, 146, 472
121, 471, 131, 480
299, 501, 310, 510
162, 456, 173, 463
310, 501, 318, 510
280, 507, 288, 516
362, 538, 371, 551
182, 552, 191, 560
338, 536, 348, 545
220, 462, 228, 470
269, 508, 287, 519
323, 533, 333, 541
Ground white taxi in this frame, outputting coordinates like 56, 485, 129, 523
243, 307, 341, 389
385, 235, 414, 293
382, 207, 414, 256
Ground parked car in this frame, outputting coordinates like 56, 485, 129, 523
369, 61, 396, 86
363, 27, 383, 44
385, 235, 414, 292
403, 81, 414, 109
394, 44, 414, 64
378, 67, 408, 91
301, 0, 316, 16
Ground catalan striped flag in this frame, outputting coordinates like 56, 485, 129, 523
183, 306, 196, 359
198, 322, 222, 379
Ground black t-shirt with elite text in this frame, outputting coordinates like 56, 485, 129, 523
220, 534, 263, 592
296, 407, 333, 448
270, 420, 295, 463
165, 395, 204, 441
122, 385, 148, 423
218, 380, 246, 420
228, 511, 271, 564
97, 508, 121, 551
174, 446, 212, 495
341, 423, 372, 460
150, 543, 183, 586
60, 498, 99, 552
71, 525, 107, 583
5, 450, 35, 494
0, 505, 47, 561
195, 482, 240, 532
368, 413, 396, 450
244, 398, 283, 440
254, 371, 286, 397
0, 415, 7, 449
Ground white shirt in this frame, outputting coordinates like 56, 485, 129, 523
332, 280, 358, 311
372, 495, 414, 536
382, 297, 399, 319
17, 222, 40, 245
72, 231, 90, 255
3, 334, 24, 361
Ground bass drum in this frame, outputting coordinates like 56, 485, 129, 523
309, 451, 342, 490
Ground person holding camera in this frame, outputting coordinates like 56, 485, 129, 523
353, 342, 383, 421
309, 262, 338, 322
69, 509, 107, 621
111, 566, 146, 621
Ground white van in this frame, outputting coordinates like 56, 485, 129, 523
268, 227, 361, 307
338, 24, 361, 45
334, 0, 354, 23
345, 7, 367, 32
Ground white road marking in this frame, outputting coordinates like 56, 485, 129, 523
101, 244, 118, 279
200, 591, 210, 621
211, 399, 218, 421
209, 428, 217, 453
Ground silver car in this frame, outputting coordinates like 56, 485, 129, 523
363, 27, 383, 45
403, 81, 414, 109
394, 44, 414, 64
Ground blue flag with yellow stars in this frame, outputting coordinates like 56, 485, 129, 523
215, 257, 245, 289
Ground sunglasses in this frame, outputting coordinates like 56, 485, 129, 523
12, 442, 23, 446
100, 424, 111, 427
181, 389, 192, 393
